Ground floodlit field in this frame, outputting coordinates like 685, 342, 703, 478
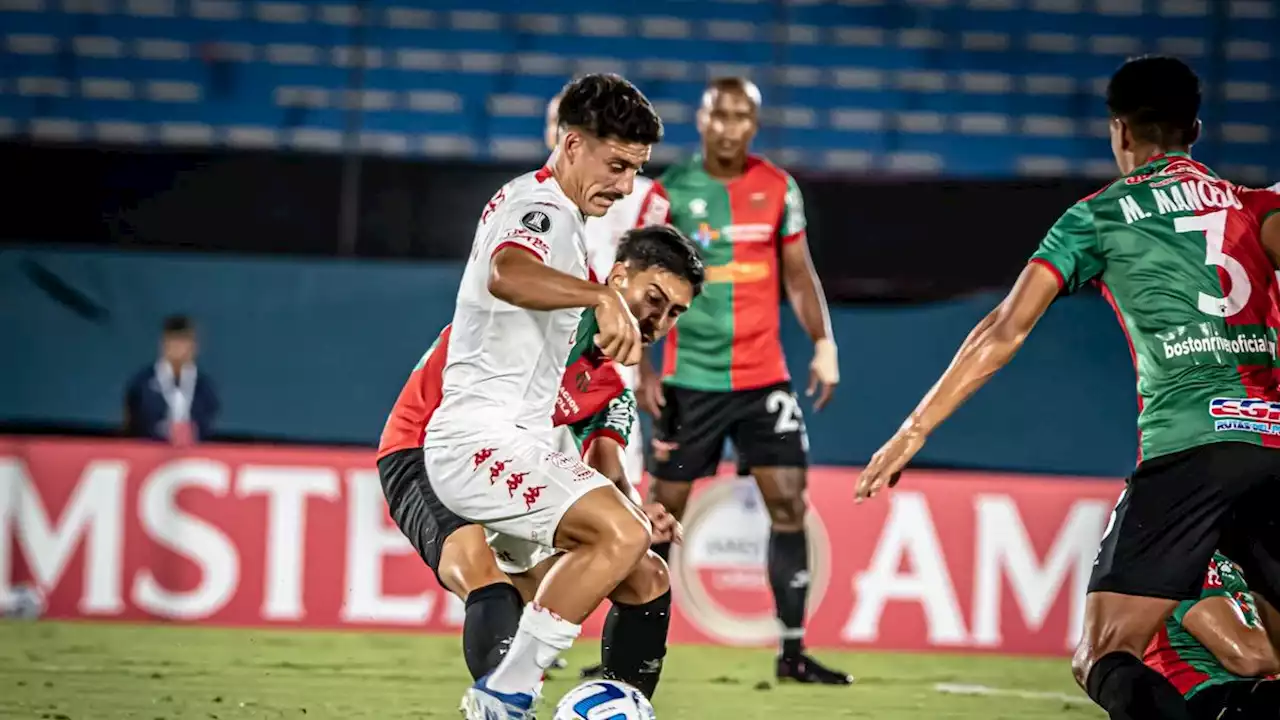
1, 620, 1103, 719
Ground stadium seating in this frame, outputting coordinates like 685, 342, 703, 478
0, 0, 1274, 180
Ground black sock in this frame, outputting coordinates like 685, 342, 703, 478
1085, 650, 1194, 720
651, 541, 671, 563
768, 529, 809, 658
601, 590, 672, 699
462, 583, 522, 681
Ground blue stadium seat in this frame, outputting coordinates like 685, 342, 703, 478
0, 0, 1274, 178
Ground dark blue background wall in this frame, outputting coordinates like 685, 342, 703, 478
1, 247, 1137, 477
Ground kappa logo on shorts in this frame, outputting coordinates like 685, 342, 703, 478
488, 459, 512, 484
523, 485, 547, 510
521, 210, 551, 233
472, 448, 496, 469
506, 471, 529, 498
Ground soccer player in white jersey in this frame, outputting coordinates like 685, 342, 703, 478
544, 90, 669, 488
429, 74, 686, 720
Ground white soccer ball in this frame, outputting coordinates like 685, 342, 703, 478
553, 680, 655, 720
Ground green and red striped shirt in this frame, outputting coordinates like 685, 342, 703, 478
1030, 154, 1280, 463
640, 155, 807, 392
1143, 553, 1275, 698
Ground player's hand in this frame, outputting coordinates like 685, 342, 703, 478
593, 288, 642, 367
642, 502, 682, 544
807, 338, 839, 411
855, 423, 925, 503
637, 358, 666, 417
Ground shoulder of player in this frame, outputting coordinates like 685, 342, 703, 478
746, 154, 794, 187
505, 185, 579, 228
1076, 177, 1129, 206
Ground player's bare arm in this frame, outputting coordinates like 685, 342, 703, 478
855, 261, 1062, 501
781, 237, 838, 410
1182, 596, 1280, 678
490, 247, 642, 366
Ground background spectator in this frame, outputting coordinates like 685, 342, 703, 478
124, 315, 219, 445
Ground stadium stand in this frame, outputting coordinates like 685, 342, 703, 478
0, 0, 1274, 180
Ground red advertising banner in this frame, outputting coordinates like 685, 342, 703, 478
0, 437, 1122, 655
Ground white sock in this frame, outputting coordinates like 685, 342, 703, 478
487, 603, 581, 695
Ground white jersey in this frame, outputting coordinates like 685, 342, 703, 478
426, 168, 589, 444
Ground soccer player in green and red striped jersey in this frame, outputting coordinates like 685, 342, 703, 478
631, 77, 848, 685
855, 56, 1280, 720
1144, 552, 1280, 719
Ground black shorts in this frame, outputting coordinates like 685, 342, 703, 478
1186, 679, 1280, 720
647, 381, 808, 483
1089, 441, 1280, 604
376, 448, 471, 587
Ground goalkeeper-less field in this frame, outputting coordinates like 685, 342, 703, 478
2, 621, 1102, 719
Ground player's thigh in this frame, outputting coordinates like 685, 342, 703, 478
647, 384, 732, 484
377, 448, 472, 593
1217, 444, 1280, 610
1089, 444, 1239, 601
438, 525, 511, 599
424, 434, 613, 548
731, 382, 809, 473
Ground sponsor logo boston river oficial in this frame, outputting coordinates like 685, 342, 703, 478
1162, 330, 1276, 359
1209, 398, 1280, 436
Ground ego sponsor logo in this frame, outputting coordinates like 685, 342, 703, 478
1209, 397, 1280, 436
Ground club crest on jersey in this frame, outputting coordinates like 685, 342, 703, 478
521, 210, 551, 233
689, 198, 707, 217
1209, 397, 1280, 436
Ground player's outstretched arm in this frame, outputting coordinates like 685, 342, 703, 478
1182, 596, 1280, 678
855, 261, 1062, 501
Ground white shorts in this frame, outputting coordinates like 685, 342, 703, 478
487, 425, 580, 574
423, 428, 613, 557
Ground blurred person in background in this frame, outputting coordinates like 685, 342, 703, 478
124, 315, 219, 445
1144, 552, 1280, 719
545, 88, 663, 495
632, 77, 848, 685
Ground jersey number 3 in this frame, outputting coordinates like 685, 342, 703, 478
1181, 209, 1251, 318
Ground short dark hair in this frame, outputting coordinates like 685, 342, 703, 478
163, 315, 194, 334
1106, 56, 1201, 147
704, 76, 762, 109
616, 225, 705, 297
556, 74, 663, 145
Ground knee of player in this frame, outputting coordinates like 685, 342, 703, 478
766, 494, 808, 529
639, 551, 671, 596
609, 513, 652, 566
1069, 642, 1093, 689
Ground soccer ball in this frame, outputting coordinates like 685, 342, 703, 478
553, 680, 655, 720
